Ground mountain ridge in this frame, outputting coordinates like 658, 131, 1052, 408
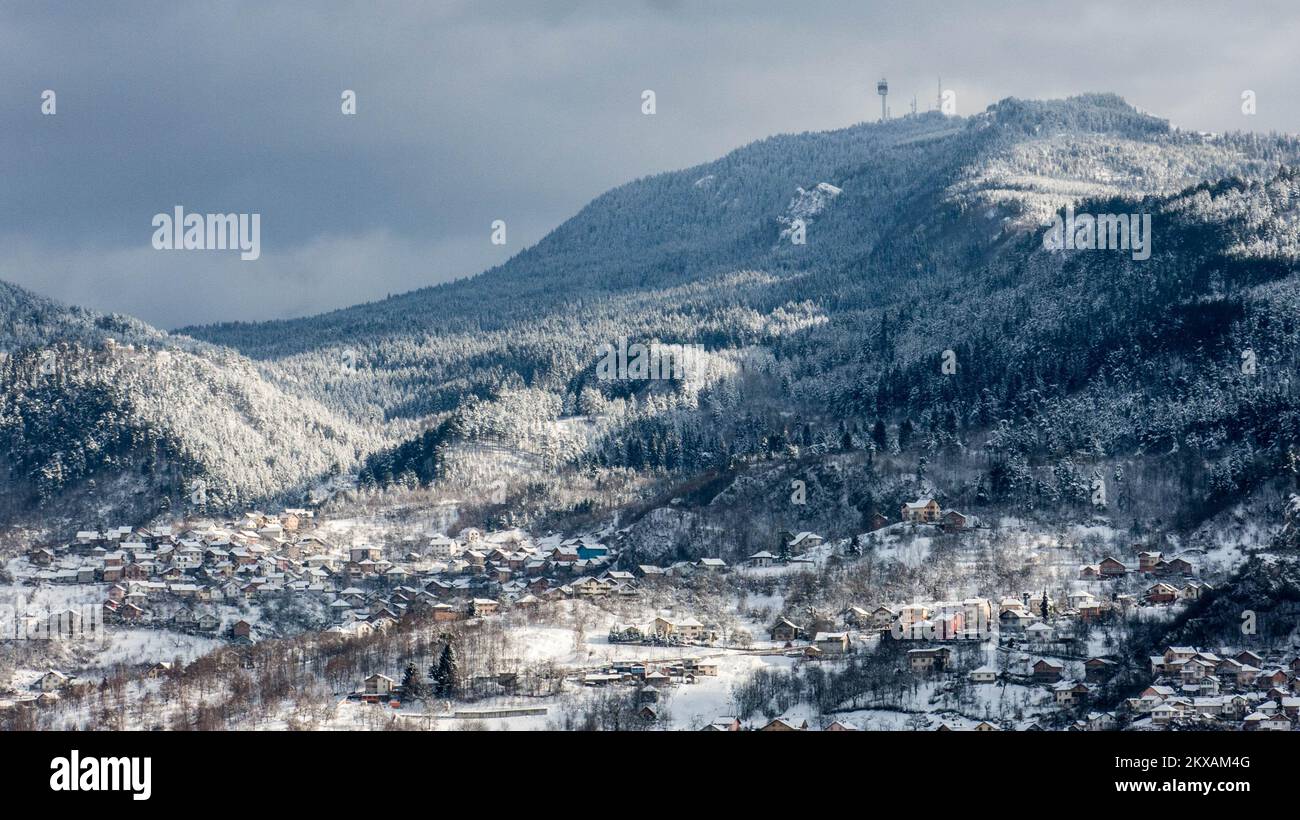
5, 93, 1300, 545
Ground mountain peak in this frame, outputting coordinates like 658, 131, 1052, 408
976, 93, 1169, 137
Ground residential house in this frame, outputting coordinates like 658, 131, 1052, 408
908, 647, 952, 673
1032, 659, 1065, 683
870, 606, 896, 630
1138, 551, 1162, 573
1098, 556, 1127, 578
999, 608, 1036, 635
1053, 681, 1092, 706
1025, 622, 1055, 646
573, 577, 608, 597
701, 717, 741, 732
770, 617, 803, 643
38, 670, 70, 691
788, 532, 823, 551
1245, 711, 1292, 731
900, 498, 941, 524
654, 616, 710, 643
1146, 583, 1178, 604
940, 510, 971, 531
427, 534, 458, 559
363, 673, 394, 696
1084, 657, 1117, 683
1236, 650, 1264, 667
760, 717, 807, 732
1151, 702, 1182, 725
813, 632, 851, 656
1178, 581, 1210, 600
842, 606, 871, 628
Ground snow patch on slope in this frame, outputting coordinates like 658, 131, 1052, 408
786, 182, 843, 220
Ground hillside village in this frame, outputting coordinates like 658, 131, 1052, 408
2, 90, 1299, 740
1128, 647, 1300, 731
5, 491, 1292, 732
13, 507, 645, 642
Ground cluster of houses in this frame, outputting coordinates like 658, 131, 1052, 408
12, 669, 81, 708
744, 717, 862, 731
943, 645, 1300, 731
744, 531, 824, 568
863, 498, 976, 533
908, 648, 1122, 730
774, 589, 1121, 652
579, 656, 719, 688
1129, 646, 1300, 730
785, 543, 1219, 672
608, 615, 719, 646
768, 617, 858, 657
897, 498, 974, 530
1077, 549, 1210, 605
19, 511, 668, 644
763, 592, 1171, 729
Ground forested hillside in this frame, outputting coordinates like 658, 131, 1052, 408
188, 95, 1300, 540
6, 94, 1300, 545
0, 281, 381, 538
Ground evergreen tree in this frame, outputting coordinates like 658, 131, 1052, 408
401, 662, 427, 700
898, 418, 914, 449
872, 419, 887, 450
431, 643, 460, 698
777, 531, 792, 562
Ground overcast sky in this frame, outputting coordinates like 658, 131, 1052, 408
2, 0, 1298, 329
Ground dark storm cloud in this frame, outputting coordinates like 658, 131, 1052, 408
1, 0, 1296, 327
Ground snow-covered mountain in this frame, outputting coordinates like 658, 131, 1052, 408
0, 280, 382, 538
7, 93, 1300, 545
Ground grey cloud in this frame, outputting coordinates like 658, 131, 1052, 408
1, 0, 1297, 327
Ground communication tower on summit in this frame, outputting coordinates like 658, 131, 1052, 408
877, 77, 889, 121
